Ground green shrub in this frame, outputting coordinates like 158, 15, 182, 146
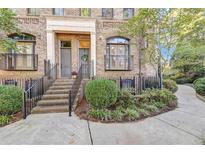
170, 72, 185, 81
163, 79, 178, 93
85, 79, 118, 109
175, 77, 193, 84
193, 77, 205, 96
0, 115, 10, 126
0, 86, 22, 115
141, 89, 177, 105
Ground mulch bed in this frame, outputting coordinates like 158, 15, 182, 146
0, 112, 22, 127
75, 98, 178, 123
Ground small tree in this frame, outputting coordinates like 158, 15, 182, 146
119, 9, 173, 89
0, 8, 19, 52
119, 8, 205, 87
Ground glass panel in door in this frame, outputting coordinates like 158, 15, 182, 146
61, 48, 71, 78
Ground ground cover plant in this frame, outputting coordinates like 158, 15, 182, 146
0, 85, 22, 126
76, 79, 177, 122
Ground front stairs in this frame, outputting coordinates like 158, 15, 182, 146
31, 78, 81, 114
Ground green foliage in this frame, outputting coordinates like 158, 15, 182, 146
163, 79, 178, 93
141, 88, 177, 105
85, 79, 118, 109
137, 108, 150, 116
170, 43, 205, 76
170, 72, 185, 81
86, 80, 177, 122
88, 109, 111, 121
81, 8, 90, 16
0, 115, 10, 126
0, 86, 22, 115
123, 108, 140, 121
110, 109, 124, 121
193, 77, 205, 96
175, 77, 193, 84
0, 8, 19, 52
141, 104, 159, 112
115, 90, 136, 108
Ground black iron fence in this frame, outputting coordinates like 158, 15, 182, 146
68, 65, 83, 116
0, 78, 30, 90
93, 75, 160, 94
22, 63, 57, 119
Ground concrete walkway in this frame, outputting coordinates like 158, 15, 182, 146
0, 85, 205, 144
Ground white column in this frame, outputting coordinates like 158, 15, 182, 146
90, 32, 96, 76
46, 30, 55, 64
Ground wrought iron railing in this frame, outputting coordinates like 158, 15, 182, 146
0, 53, 38, 71
104, 55, 134, 71
23, 62, 57, 119
68, 65, 83, 116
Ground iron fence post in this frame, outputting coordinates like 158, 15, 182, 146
23, 91, 26, 119
69, 91, 72, 117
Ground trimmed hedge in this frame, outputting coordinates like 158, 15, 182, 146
193, 77, 205, 96
85, 79, 118, 109
163, 79, 178, 93
0, 86, 23, 115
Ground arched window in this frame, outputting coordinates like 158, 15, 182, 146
6, 33, 37, 70
8, 33, 36, 54
105, 36, 132, 70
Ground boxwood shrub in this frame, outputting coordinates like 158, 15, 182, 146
163, 79, 178, 93
193, 77, 205, 96
85, 79, 118, 109
0, 85, 23, 115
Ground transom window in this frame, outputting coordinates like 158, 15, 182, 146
80, 8, 91, 16
123, 8, 134, 19
102, 8, 113, 18
53, 8, 64, 16
61, 41, 71, 48
27, 8, 40, 16
105, 37, 132, 71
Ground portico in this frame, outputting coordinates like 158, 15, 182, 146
46, 17, 96, 78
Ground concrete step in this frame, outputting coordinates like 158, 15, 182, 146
49, 85, 72, 90
52, 82, 74, 86
46, 89, 70, 94
31, 105, 68, 114
42, 94, 69, 100
37, 99, 69, 106
49, 85, 80, 90
55, 79, 75, 82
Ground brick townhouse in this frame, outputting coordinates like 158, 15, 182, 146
0, 8, 156, 79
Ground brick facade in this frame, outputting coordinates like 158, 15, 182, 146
0, 8, 157, 79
